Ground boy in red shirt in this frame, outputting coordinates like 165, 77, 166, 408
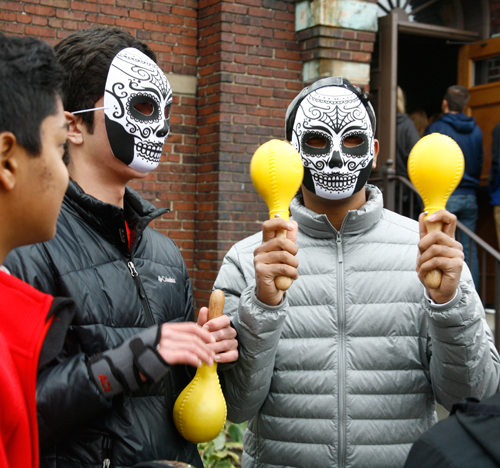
0, 34, 72, 468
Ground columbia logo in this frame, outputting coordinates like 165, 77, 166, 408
158, 276, 176, 283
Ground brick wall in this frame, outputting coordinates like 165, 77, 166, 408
194, 0, 302, 303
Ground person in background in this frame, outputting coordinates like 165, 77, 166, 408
213, 76, 500, 468
424, 85, 483, 288
409, 109, 429, 138
396, 86, 421, 218
0, 34, 74, 468
4, 27, 238, 468
488, 121, 500, 248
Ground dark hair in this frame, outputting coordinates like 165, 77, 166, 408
444, 85, 470, 112
285, 76, 377, 141
54, 27, 157, 133
0, 33, 64, 156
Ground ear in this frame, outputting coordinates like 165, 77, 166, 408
66, 111, 84, 146
442, 99, 449, 113
372, 139, 379, 169
0, 131, 19, 191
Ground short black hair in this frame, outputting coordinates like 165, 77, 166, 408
0, 33, 64, 156
54, 27, 157, 133
444, 85, 470, 112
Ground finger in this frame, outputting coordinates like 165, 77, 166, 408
262, 219, 297, 242
418, 212, 428, 239
209, 336, 238, 354
417, 253, 463, 278
202, 315, 232, 333
161, 322, 214, 344
158, 339, 215, 367
418, 231, 463, 255
426, 210, 457, 238
214, 349, 239, 364
254, 259, 299, 283
197, 307, 209, 327
254, 249, 299, 269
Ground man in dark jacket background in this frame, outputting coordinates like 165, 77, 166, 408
4, 27, 238, 468
424, 85, 483, 287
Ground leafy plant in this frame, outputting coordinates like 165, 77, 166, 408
198, 421, 246, 468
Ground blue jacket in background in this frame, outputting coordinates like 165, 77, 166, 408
425, 113, 483, 195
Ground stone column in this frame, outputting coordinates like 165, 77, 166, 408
295, 0, 378, 87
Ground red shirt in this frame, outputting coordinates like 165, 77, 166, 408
0, 270, 54, 468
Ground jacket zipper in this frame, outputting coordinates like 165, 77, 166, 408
102, 437, 111, 468
336, 234, 346, 468
127, 259, 155, 327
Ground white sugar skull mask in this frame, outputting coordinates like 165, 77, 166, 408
104, 47, 172, 173
289, 84, 375, 200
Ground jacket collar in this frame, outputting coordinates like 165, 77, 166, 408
64, 179, 168, 252
290, 184, 383, 239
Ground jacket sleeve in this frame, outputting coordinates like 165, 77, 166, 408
214, 245, 288, 423
4, 245, 113, 445
425, 270, 500, 411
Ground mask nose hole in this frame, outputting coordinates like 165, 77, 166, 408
329, 150, 343, 169
156, 121, 169, 138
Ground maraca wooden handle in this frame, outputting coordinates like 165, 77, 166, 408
424, 220, 443, 289
275, 229, 293, 291
208, 289, 225, 320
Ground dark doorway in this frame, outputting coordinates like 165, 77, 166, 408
398, 33, 461, 121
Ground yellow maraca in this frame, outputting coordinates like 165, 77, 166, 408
173, 289, 227, 443
250, 139, 304, 290
408, 133, 465, 289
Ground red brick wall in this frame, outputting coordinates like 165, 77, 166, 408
194, 0, 302, 303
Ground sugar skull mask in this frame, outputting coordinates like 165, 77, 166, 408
288, 82, 375, 200
104, 47, 172, 173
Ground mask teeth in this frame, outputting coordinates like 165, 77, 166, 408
136, 142, 163, 162
313, 172, 356, 191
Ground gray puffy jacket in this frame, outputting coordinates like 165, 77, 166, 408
214, 186, 500, 468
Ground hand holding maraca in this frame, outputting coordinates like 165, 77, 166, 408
253, 217, 299, 306
408, 133, 465, 303
250, 139, 302, 305
416, 209, 464, 304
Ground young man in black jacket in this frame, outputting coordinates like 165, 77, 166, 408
4, 27, 237, 468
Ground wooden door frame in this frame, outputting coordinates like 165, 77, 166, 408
373, 12, 479, 173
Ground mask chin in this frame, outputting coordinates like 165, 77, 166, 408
352, 160, 373, 196
105, 116, 135, 166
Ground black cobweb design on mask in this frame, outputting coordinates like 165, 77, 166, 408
303, 94, 368, 135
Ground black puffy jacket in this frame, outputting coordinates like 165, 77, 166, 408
4, 180, 203, 468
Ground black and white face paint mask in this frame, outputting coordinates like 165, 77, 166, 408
290, 86, 375, 200
104, 48, 172, 173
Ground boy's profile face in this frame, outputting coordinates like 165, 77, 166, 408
17, 98, 69, 244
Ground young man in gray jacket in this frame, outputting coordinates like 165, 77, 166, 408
210, 77, 500, 468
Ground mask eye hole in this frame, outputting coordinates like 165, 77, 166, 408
164, 105, 171, 119
134, 101, 155, 116
343, 135, 364, 147
305, 136, 327, 148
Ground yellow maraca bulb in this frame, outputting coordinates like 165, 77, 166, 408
173, 290, 227, 443
250, 139, 304, 290
408, 133, 465, 288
